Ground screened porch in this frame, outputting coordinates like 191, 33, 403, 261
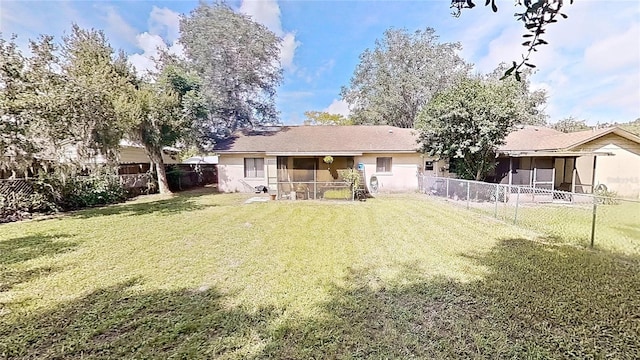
275, 156, 355, 200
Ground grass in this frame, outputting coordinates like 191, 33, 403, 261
1, 190, 639, 359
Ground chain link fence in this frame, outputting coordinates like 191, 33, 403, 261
419, 175, 640, 254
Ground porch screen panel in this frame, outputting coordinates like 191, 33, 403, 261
292, 158, 316, 181
244, 158, 265, 178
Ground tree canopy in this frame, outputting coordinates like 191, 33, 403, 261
551, 116, 591, 133
416, 75, 526, 181
340, 28, 470, 128
1, 26, 134, 176
303, 111, 353, 126
487, 64, 548, 126
179, 2, 283, 139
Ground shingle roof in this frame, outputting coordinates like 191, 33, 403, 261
499, 126, 640, 152
215, 125, 419, 154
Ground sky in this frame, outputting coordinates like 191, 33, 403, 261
1, 0, 639, 125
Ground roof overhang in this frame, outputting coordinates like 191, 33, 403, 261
266, 151, 364, 156
566, 127, 640, 149
499, 151, 615, 157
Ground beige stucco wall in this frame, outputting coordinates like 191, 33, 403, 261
217, 152, 430, 194
356, 153, 424, 193
119, 146, 179, 165
574, 156, 595, 194
217, 154, 272, 193
60, 144, 179, 165
574, 134, 640, 199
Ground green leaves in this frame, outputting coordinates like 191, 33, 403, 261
456, 0, 571, 79
341, 27, 470, 128
416, 75, 527, 180
303, 111, 353, 126
179, 3, 282, 138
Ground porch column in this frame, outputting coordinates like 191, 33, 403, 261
591, 156, 598, 194
571, 156, 577, 193
508, 157, 513, 186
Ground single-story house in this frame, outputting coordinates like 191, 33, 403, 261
1, 140, 180, 179
494, 126, 640, 199
214, 125, 441, 199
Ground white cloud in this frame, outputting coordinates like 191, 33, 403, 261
583, 24, 640, 74
459, 0, 640, 124
100, 6, 185, 76
239, 0, 283, 35
239, 0, 299, 72
102, 6, 138, 44
127, 32, 185, 76
280, 33, 300, 71
324, 99, 350, 117
149, 6, 181, 43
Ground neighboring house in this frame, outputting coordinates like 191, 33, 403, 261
182, 155, 219, 165
1, 140, 180, 179
214, 125, 441, 199
494, 126, 640, 199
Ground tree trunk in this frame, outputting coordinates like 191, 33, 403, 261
147, 146, 172, 194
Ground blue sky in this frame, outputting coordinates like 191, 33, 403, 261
2, 0, 639, 125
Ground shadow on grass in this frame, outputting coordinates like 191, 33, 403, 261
0, 280, 280, 359
265, 239, 640, 358
2, 239, 639, 359
0, 233, 77, 293
0, 266, 61, 292
0, 234, 78, 266
70, 188, 221, 220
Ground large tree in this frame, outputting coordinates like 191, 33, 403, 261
416, 75, 524, 181
179, 3, 283, 139
117, 60, 206, 194
340, 28, 470, 128
303, 111, 353, 126
488, 64, 548, 126
20, 26, 134, 167
0, 36, 40, 177
1, 27, 132, 176
551, 116, 591, 133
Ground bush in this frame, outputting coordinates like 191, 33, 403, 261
35, 172, 126, 211
0, 191, 52, 223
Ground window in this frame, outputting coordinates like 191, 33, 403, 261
424, 161, 434, 171
376, 157, 392, 173
244, 158, 264, 178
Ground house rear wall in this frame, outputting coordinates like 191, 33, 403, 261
217, 152, 428, 194
575, 134, 640, 198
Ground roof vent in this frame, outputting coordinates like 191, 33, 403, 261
388, 129, 393, 133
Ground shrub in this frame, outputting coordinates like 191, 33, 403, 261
0, 191, 52, 223
35, 171, 126, 211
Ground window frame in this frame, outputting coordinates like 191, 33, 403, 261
244, 157, 265, 178
376, 157, 393, 174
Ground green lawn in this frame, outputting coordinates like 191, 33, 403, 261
1, 190, 639, 359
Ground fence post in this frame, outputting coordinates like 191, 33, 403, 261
466, 181, 470, 209
494, 184, 499, 218
446, 178, 450, 199
590, 194, 597, 248
514, 186, 520, 225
